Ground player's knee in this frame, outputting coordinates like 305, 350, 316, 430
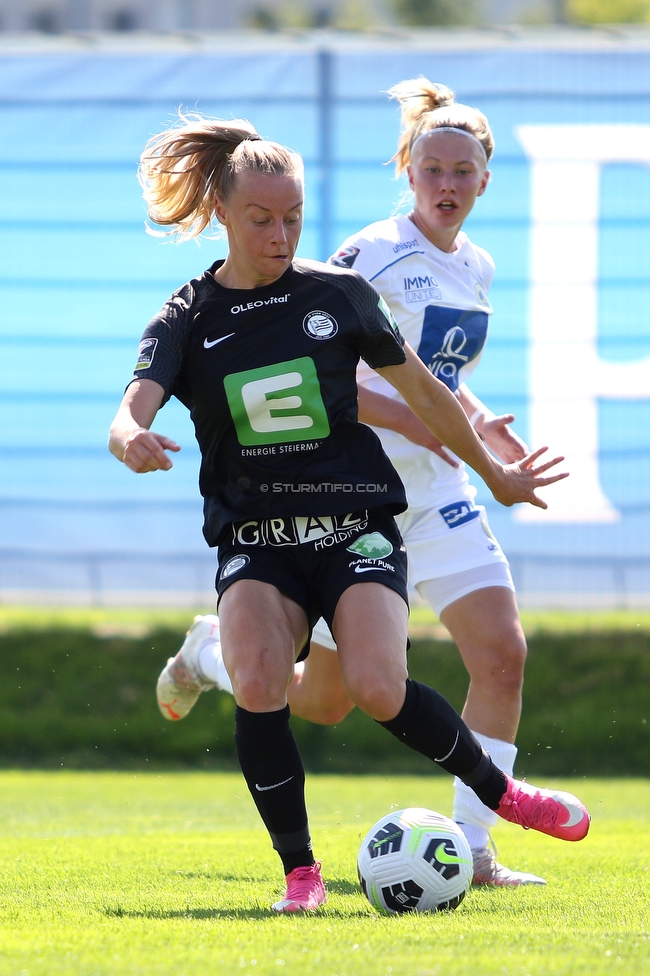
348, 673, 407, 722
231, 667, 289, 712
469, 634, 527, 696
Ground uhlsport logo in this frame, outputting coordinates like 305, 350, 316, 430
303, 310, 338, 340
220, 554, 250, 580
347, 532, 393, 559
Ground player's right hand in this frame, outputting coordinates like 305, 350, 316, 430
121, 429, 181, 473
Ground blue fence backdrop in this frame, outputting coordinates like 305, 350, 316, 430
1, 35, 650, 606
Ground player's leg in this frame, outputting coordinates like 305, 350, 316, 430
218, 578, 326, 912
440, 584, 524, 742
405, 501, 546, 884
157, 613, 355, 725
332, 582, 589, 844
434, 579, 545, 884
288, 618, 354, 724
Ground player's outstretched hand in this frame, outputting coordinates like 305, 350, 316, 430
480, 414, 529, 464
121, 429, 181, 473
489, 447, 568, 509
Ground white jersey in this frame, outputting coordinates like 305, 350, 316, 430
330, 213, 495, 511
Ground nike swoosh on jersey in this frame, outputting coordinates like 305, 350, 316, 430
204, 332, 235, 349
354, 565, 388, 573
433, 842, 470, 865
255, 776, 294, 791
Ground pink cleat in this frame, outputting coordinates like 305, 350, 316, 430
271, 862, 327, 913
496, 776, 590, 842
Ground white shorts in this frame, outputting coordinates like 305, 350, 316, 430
310, 501, 513, 651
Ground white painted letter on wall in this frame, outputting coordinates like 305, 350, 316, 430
515, 125, 650, 523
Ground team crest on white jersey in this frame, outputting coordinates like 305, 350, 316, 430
303, 310, 339, 340
475, 282, 489, 306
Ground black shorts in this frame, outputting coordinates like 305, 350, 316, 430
215, 507, 408, 661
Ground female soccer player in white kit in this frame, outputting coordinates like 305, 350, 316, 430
157, 81, 558, 887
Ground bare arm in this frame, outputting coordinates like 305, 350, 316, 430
108, 378, 180, 473
377, 344, 567, 509
457, 383, 529, 464
357, 384, 458, 467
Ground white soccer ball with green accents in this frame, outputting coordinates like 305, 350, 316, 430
357, 808, 472, 914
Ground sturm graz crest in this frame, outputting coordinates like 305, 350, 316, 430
368, 821, 403, 858
302, 310, 338, 340
382, 879, 424, 913
422, 836, 468, 880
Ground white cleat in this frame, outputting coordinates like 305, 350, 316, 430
156, 615, 220, 721
472, 846, 546, 887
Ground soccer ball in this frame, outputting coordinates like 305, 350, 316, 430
357, 808, 473, 914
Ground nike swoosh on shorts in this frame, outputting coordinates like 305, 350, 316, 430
354, 565, 388, 573
204, 332, 235, 349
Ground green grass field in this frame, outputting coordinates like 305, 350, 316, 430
0, 772, 648, 976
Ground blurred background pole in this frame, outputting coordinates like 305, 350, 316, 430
318, 48, 334, 262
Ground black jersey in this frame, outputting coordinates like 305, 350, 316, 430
131, 258, 408, 544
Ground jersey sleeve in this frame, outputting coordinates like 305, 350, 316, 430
129, 288, 192, 404
474, 243, 496, 291
345, 272, 407, 369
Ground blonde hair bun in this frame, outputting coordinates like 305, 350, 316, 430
388, 77, 494, 174
388, 78, 456, 127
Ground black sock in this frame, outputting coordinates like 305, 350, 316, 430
235, 705, 314, 874
378, 679, 507, 810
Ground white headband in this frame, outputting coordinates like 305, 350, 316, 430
410, 125, 488, 162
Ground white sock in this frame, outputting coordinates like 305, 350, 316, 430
454, 732, 517, 848
197, 641, 233, 694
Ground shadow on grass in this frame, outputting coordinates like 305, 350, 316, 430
104, 878, 370, 921
324, 878, 360, 896
105, 906, 278, 920
104, 904, 372, 921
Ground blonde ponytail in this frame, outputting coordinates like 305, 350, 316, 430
139, 112, 303, 240
388, 78, 494, 174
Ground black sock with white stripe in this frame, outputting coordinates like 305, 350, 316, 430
378, 680, 507, 810
235, 705, 314, 874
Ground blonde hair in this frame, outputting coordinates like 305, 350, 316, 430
138, 112, 304, 240
388, 78, 494, 174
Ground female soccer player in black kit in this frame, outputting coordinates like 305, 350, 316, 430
109, 115, 590, 913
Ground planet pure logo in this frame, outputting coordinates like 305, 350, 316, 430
347, 532, 393, 559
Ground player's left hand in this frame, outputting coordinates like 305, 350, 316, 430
490, 447, 568, 509
479, 414, 529, 464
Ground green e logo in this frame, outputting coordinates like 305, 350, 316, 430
223, 357, 330, 446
